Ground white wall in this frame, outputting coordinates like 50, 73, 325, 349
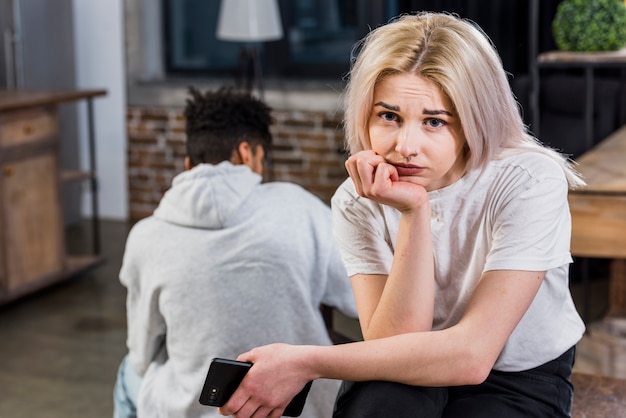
73, 0, 128, 220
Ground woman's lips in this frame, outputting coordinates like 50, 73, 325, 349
391, 163, 424, 176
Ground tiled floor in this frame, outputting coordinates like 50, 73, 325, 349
0, 220, 617, 417
0, 220, 131, 418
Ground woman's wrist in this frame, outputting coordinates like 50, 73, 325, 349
399, 201, 432, 228
298, 345, 330, 381
293, 344, 350, 382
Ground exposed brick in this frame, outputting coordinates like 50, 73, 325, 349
127, 106, 349, 220
128, 132, 159, 145
139, 108, 170, 121
271, 156, 305, 166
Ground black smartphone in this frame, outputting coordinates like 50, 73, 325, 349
199, 357, 312, 417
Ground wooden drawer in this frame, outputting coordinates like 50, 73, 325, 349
0, 107, 58, 147
0, 153, 65, 291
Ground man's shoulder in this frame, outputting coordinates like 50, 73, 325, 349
262, 181, 307, 193
261, 181, 328, 205
125, 215, 168, 244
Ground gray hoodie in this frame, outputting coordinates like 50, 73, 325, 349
120, 162, 357, 418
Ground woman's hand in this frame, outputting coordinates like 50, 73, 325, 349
345, 150, 429, 213
218, 344, 315, 418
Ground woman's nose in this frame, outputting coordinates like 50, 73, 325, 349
395, 124, 420, 158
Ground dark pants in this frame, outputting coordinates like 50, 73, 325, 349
333, 346, 575, 418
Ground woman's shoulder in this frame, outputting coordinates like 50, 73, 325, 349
331, 177, 383, 213
492, 151, 566, 182
332, 177, 358, 202
471, 152, 569, 206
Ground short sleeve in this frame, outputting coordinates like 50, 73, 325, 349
331, 179, 395, 277
485, 164, 573, 272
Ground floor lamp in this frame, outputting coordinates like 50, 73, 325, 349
216, 0, 283, 99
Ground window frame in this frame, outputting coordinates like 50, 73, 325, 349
161, 0, 388, 80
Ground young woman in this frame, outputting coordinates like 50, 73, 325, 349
219, 12, 585, 418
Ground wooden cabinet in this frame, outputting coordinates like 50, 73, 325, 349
0, 89, 106, 304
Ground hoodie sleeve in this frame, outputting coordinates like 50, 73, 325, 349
119, 223, 167, 377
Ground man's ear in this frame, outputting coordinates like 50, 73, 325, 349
235, 141, 253, 165
184, 156, 192, 170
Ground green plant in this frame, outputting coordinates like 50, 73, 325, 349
552, 0, 626, 52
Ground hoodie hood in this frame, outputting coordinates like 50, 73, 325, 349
153, 161, 261, 229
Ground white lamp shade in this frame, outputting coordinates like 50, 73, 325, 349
217, 0, 283, 42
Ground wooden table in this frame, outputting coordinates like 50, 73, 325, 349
568, 124, 626, 317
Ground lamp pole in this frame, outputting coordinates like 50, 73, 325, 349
216, 0, 283, 98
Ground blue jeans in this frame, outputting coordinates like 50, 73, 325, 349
113, 354, 142, 418
333, 346, 576, 418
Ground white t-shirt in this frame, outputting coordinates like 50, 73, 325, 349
331, 151, 585, 372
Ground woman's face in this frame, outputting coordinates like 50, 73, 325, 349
367, 72, 467, 191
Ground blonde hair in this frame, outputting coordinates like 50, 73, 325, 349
343, 12, 584, 188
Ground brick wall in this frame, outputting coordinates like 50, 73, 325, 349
127, 106, 349, 220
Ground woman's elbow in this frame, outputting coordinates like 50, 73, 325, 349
457, 345, 496, 385
463, 361, 492, 385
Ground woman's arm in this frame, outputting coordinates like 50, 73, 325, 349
345, 151, 435, 339
219, 268, 544, 417
352, 208, 435, 339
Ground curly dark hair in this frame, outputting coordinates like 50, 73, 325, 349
184, 86, 273, 166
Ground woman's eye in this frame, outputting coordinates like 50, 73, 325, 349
426, 118, 446, 128
379, 112, 398, 122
